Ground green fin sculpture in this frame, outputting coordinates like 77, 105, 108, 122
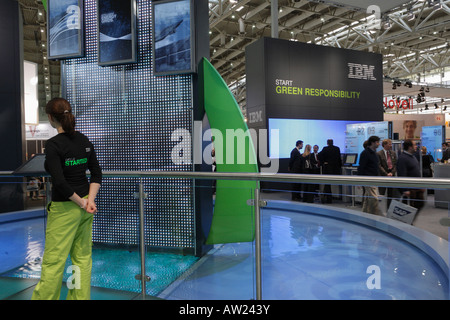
199, 58, 259, 244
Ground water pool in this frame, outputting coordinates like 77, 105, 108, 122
1, 203, 448, 300
160, 201, 449, 300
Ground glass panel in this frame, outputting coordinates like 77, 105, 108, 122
0, 179, 47, 299
1, 173, 448, 300
87, 177, 142, 299
157, 181, 256, 300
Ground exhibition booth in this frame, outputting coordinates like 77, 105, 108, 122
245, 37, 450, 200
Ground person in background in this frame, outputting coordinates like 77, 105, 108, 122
32, 98, 102, 300
310, 144, 321, 197
358, 135, 381, 215
397, 139, 425, 211
439, 142, 450, 163
289, 140, 303, 201
301, 144, 315, 203
311, 145, 320, 173
421, 146, 434, 178
318, 139, 342, 203
377, 139, 398, 210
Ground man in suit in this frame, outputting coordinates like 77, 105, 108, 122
397, 139, 425, 211
377, 139, 398, 210
289, 140, 303, 200
440, 142, 450, 163
311, 145, 320, 174
318, 139, 342, 203
358, 135, 381, 215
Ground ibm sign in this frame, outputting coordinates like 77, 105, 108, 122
348, 63, 376, 81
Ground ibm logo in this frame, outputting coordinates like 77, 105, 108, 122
348, 63, 376, 81
248, 110, 263, 124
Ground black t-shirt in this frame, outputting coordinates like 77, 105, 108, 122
45, 131, 102, 201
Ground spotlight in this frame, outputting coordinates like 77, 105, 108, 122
382, 16, 391, 30
429, 0, 442, 10
405, 80, 412, 88
416, 95, 422, 103
425, 104, 429, 110
444, 106, 447, 111
434, 103, 439, 109
425, 87, 430, 93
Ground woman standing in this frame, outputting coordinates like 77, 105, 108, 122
32, 98, 102, 300
301, 144, 315, 203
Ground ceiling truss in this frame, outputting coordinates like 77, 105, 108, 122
17, 0, 450, 113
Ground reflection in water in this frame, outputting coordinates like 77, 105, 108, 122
265, 210, 448, 300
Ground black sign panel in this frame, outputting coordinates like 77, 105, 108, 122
246, 37, 383, 123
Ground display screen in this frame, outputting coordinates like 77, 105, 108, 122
345, 121, 392, 164
47, 0, 84, 59
343, 153, 358, 166
268, 118, 370, 158
153, 0, 193, 75
421, 125, 445, 162
13, 154, 47, 176
98, 0, 136, 66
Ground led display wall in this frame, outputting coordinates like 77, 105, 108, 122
62, 0, 196, 250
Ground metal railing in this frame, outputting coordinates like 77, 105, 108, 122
2, 170, 450, 299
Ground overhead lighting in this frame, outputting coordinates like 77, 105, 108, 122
428, 0, 442, 10
382, 15, 391, 30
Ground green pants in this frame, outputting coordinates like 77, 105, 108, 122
32, 198, 93, 300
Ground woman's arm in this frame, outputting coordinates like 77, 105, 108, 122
86, 182, 101, 214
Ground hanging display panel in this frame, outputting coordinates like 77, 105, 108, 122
152, 0, 194, 75
97, 0, 137, 66
47, 0, 84, 59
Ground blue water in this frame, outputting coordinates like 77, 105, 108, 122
1, 207, 448, 300
161, 209, 449, 300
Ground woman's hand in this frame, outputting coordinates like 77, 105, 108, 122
85, 199, 97, 214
